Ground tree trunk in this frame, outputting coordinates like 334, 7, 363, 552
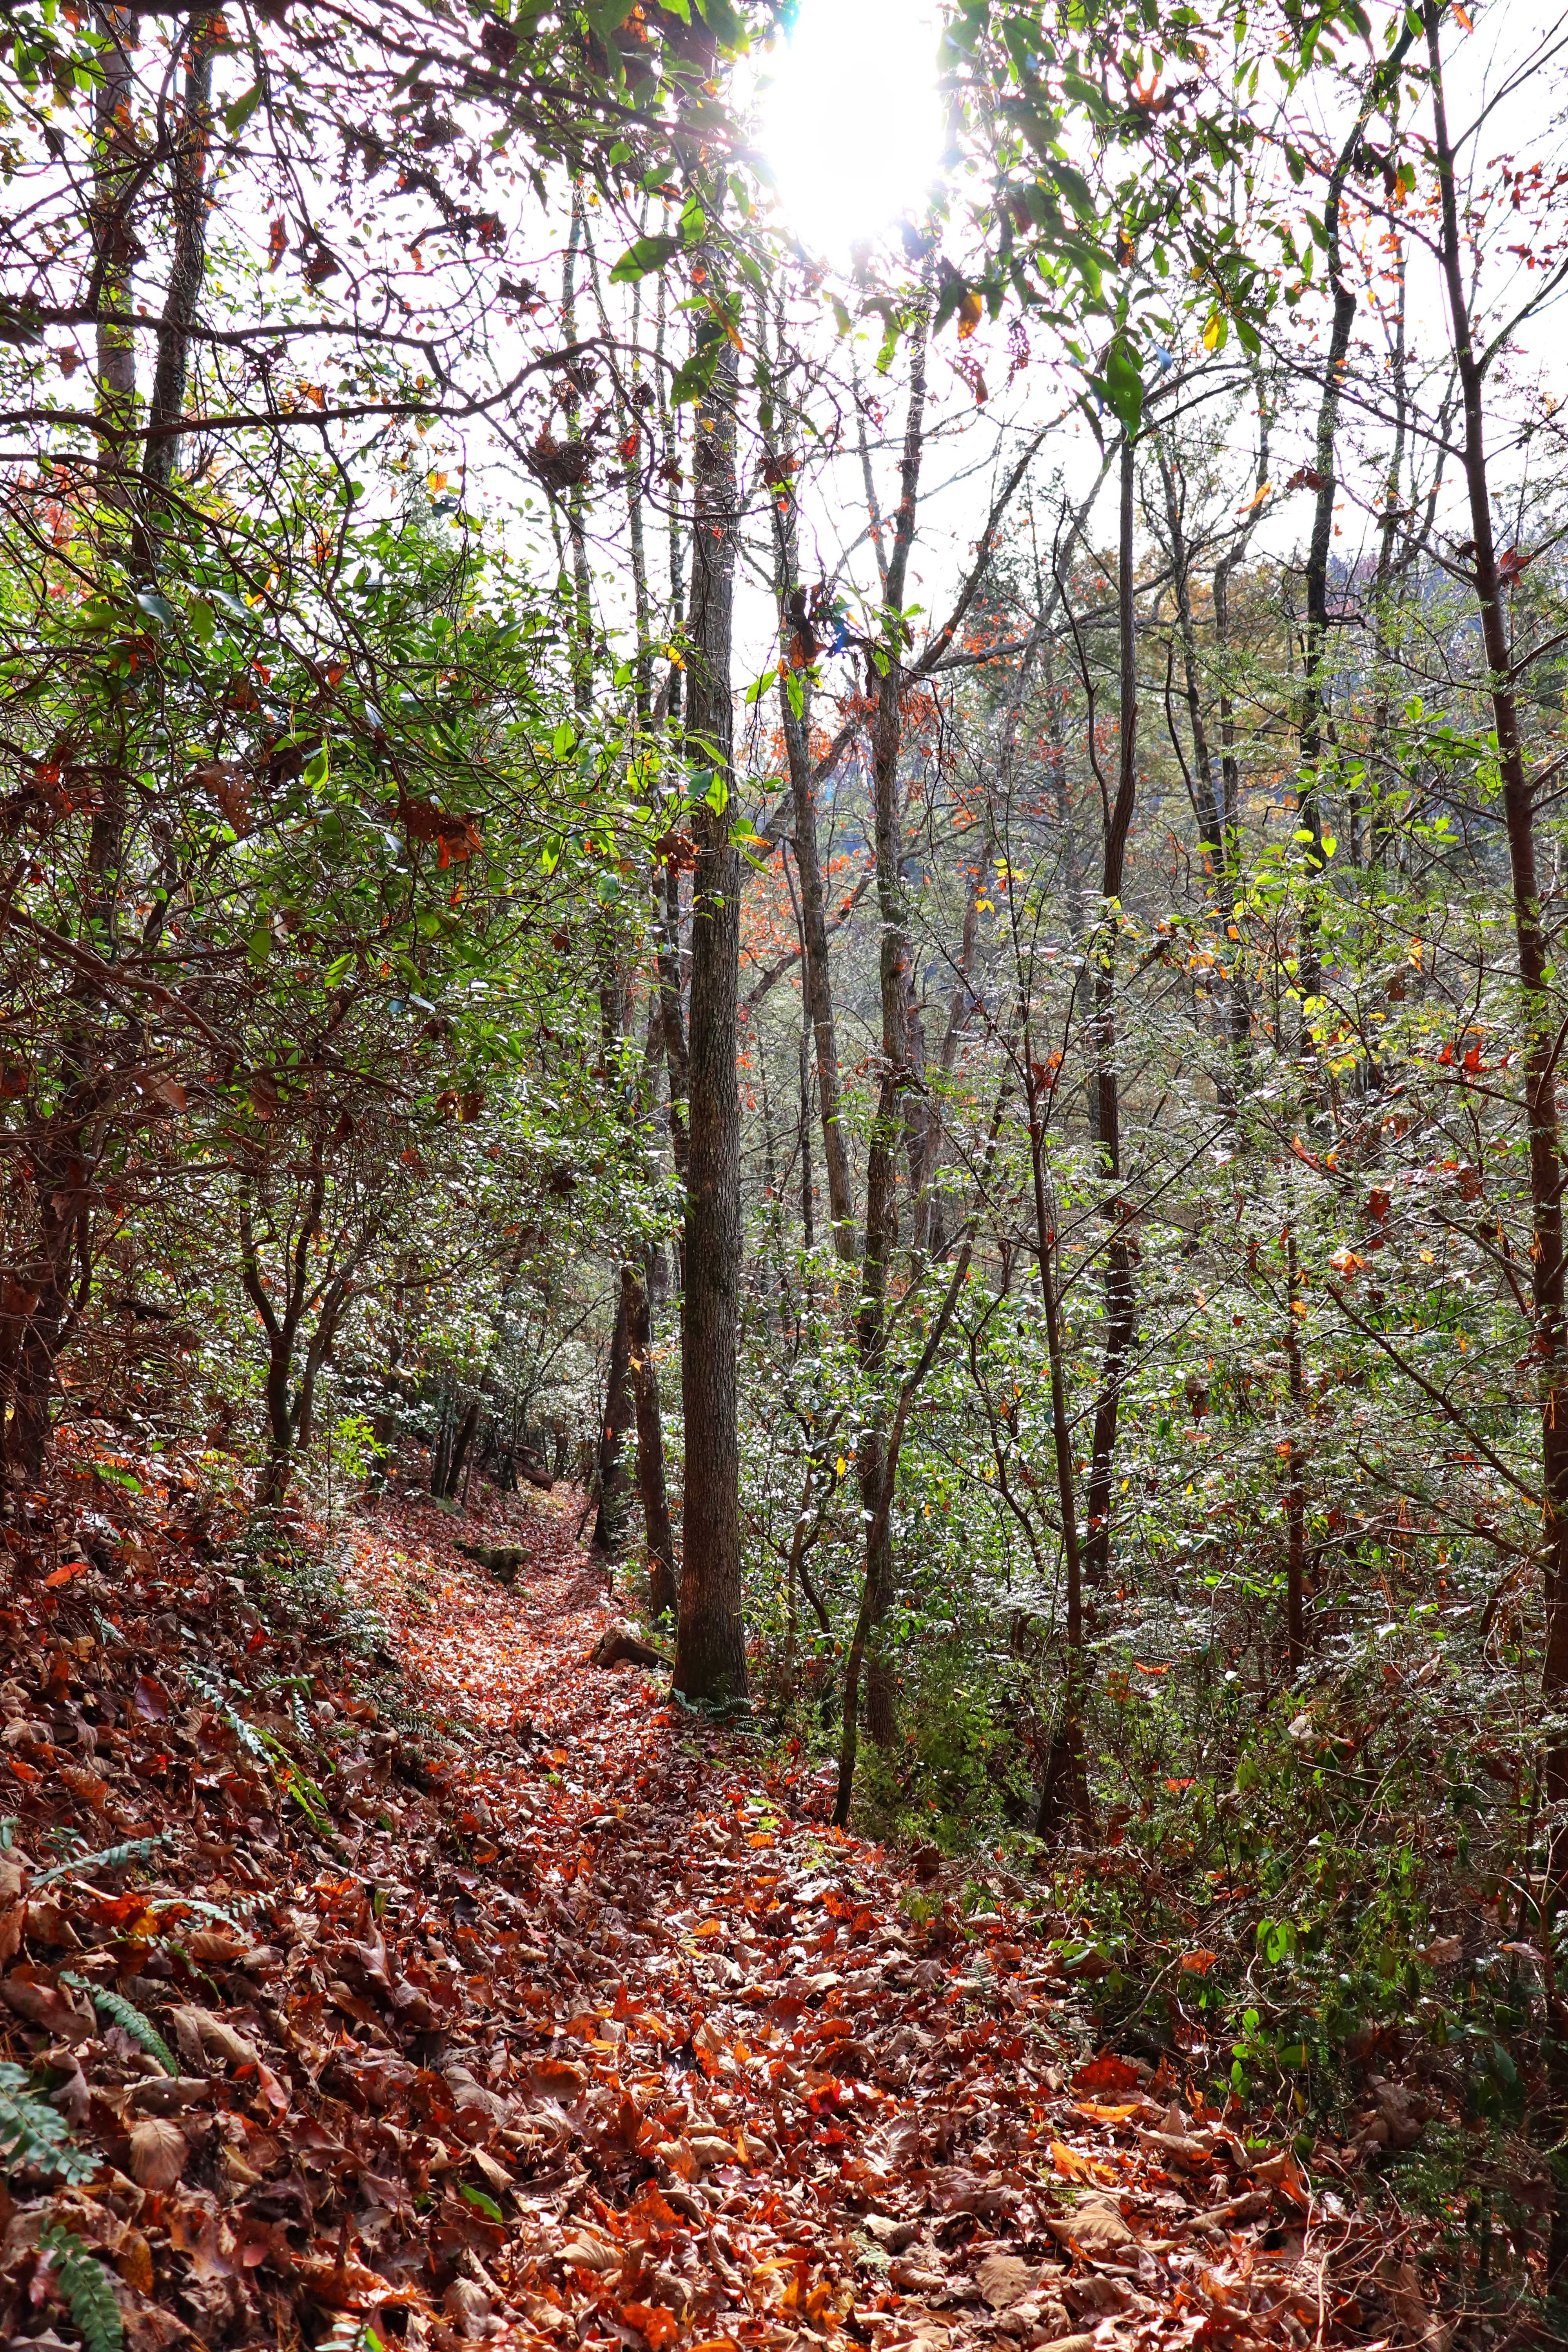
624, 1258, 677, 1619
673, 316, 748, 1707
443, 1395, 481, 1504
766, 358, 857, 1260
841, 293, 932, 1791
134, 14, 214, 564
1426, 0, 1568, 1829
1082, 433, 1140, 1587
1025, 1027, 1091, 1837
593, 1287, 634, 1552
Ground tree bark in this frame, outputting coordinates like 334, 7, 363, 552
1025, 1025, 1091, 1836
624, 1258, 677, 1619
842, 292, 931, 1778
593, 1285, 634, 1553
673, 319, 748, 1706
769, 486, 857, 1258
1425, 2, 1568, 1822
1082, 433, 1140, 1588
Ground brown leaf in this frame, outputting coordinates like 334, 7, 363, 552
129, 2115, 189, 2190
1045, 2197, 1132, 2258
0, 1964, 96, 2042
976, 2253, 1042, 2312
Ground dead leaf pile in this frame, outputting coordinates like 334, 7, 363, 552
0, 1453, 1450, 2351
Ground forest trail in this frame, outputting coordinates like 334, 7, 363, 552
323, 1486, 1377, 2352
0, 1459, 1406, 2352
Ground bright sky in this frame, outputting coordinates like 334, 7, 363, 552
755, 0, 945, 260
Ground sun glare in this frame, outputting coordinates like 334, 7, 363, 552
757, 0, 944, 261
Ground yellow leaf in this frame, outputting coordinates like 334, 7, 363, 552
1202, 310, 1223, 351
957, 287, 983, 339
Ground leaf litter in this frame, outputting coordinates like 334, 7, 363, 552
0, 1452, 1450, 2352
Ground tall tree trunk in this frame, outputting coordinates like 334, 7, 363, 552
673, 318, 748, 1705
93, 5, 137, 528
1082, 434, 1140, 1588
1425, 4, 1568, 1863
0, 8, 142, 1485
134, 13, 214, 568
763, 339, 857, 1259
842, 293, 931, 1784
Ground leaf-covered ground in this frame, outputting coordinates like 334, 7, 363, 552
0, 1455, 1453, 2352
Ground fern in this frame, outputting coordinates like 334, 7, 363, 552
38, 2224, 123, 2352
61, 1975, 176, 2076
31, 1833, 170, 1889
185, 1664, 269, 1762
0, 2061, 97, 2184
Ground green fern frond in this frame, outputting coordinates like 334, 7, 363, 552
62, 1975, 176, 2076
185, 1664, 269, 1761
39, 2224, 124, 2352
0, 2061, 97, 2184
31, 1832, 171, 1889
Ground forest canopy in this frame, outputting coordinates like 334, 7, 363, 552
5, 0, 1568, 2327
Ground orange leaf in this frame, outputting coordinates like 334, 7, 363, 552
622, 2305, 682, 2350
44, 1559, 91, 1587
1051, 2140, 1113, 2182
1180, 1948, 1219, 1975
1072, 2053, 1141, 2096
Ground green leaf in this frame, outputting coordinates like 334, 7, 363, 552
459, 2184, 505, 2223
188, 597, 215, 645
224, 80, 263, 134
248, 922, 273, 968
134, 590, 177, 631
610, 234, 681, 286
1102, 341, 1144, 437
303, 742, 330, 790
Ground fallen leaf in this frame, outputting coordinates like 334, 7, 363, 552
129, 2116, 189, 2190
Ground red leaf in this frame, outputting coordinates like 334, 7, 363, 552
132, 1673, 170, 1722
1072, 2052, 1142, 2096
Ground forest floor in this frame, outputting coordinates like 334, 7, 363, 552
0, 1453, 1468, 2352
